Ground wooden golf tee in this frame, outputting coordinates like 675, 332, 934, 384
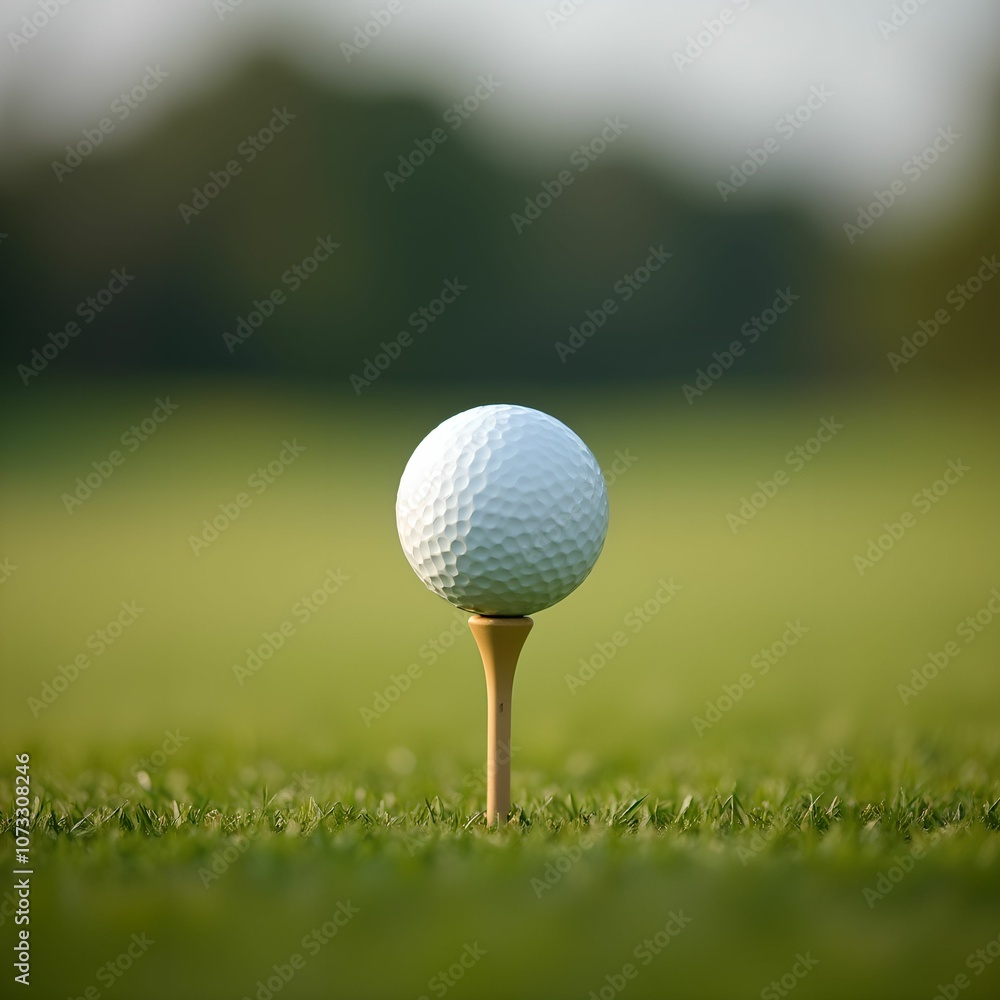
468, 615, 533, 826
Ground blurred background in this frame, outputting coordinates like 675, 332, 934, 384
1, 0, 999, 382
2, 2, 1000, 998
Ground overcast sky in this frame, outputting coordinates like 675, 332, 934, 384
3, 0, 998, 225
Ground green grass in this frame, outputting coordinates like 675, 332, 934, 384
2, 378, 999, 998
8, 740, 1000, 999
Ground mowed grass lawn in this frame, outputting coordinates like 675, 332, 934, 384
1, 377, 999, 999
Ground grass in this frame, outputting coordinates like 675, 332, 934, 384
8, 740, 1000, 998
2, 377, 999, 998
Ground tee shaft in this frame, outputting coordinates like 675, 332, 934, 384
468, 615, 533, 825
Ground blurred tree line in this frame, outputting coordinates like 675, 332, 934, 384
0, 56, 996, 392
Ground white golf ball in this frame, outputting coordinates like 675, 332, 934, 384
396, 404, 609, 616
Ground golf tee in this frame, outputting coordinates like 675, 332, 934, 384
468, 615, 533, 825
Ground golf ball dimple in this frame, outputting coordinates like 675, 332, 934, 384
396, 404, 609, 616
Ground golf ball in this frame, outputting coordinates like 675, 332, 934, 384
396, 404, 609, 616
